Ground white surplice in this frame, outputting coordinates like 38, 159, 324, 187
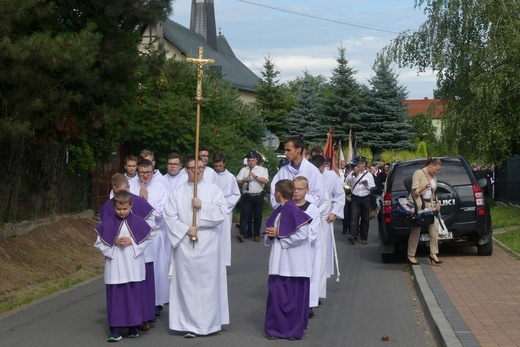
299, 202, 321, 307
264, 214, 312, 278
215, 169, 240, 266
163, 170, 188, 194
94, 222, 153, 285
130, 177, 170, 306
163, 180, 229, 335
270, 158, 324, 208
323, 168, 345, 277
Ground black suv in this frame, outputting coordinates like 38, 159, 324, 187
378, 156, 493, 263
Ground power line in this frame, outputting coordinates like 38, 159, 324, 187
236, 0, 402, 34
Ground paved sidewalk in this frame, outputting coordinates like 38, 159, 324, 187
413, 238, 520, 347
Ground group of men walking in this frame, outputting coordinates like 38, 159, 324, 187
93, 137, 380, 342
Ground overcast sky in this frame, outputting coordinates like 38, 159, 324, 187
170, 0, 436, 99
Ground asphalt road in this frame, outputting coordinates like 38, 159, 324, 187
0, 221, 435, 347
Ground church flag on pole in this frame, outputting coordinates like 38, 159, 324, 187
347, 127, 354, 163
324, 128, 339, 175
338, 140, 345, 163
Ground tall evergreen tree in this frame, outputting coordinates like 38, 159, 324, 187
254, 56, 288, 138
286, 71, 328, 144
0, 0, 172, 171
324, 46, 363, 141
0, 0, 171, 220
356, 57, 412, 155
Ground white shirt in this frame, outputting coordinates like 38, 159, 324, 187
236, 165, 269, 194
345, 170, 375, 197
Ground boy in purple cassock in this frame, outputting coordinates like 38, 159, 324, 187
264, 179, 313, 340
94, 190, 155, 342
98, 173, 156, 332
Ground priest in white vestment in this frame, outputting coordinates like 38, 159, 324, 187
164, 156, 229, 337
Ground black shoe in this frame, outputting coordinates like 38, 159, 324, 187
407, 256, 420, 265
309, 308, 314, 318
429, 255, 443, 265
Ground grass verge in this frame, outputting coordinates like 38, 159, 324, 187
491, 203, 520, 254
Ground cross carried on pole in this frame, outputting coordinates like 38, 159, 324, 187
185, 46, 215, 247
186, 46, 215, 100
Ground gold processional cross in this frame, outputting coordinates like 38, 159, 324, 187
185, 46, 215, 247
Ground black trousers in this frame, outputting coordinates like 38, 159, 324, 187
239, 192, 264, 237
342, 201, 351, 232
350, 195, 371, 241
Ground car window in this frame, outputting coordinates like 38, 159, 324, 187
391, 160, 472, 191
436, 162, 472, 185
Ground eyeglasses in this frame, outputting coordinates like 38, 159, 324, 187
294, 187, 308, 191
186, 166, 204, 172
138, 171, 153, 176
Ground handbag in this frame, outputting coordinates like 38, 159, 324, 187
437, 211, 448, 236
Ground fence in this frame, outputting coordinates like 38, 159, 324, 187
495, 155, 520, 206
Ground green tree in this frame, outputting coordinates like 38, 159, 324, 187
0, 0, 171, 221
383, 0, 520, 163
127, 59, 265, 175
356, 57, 412, 155
286, 72, 328, 144
324, 46, 362, 141
254, 56, 289, 139
0, 0, 171, 170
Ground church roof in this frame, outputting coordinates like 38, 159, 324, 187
162, 19, 259, 93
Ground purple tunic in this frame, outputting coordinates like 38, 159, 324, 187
265, 201, 312, 339
265, 276, 310, 339
95, 212, 153, 328
98, 195, 156, 323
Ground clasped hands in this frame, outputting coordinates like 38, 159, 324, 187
265, 226, 278, 238
116, 236, 132, 247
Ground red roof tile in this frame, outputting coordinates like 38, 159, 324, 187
403, 98, 444, 119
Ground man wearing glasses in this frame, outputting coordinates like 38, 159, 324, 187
163, 156, 229, 338
164, 152, 188, 194
133, 159, 170, 319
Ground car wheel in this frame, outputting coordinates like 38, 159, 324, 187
477, 239, 493, 256
381, 252, 396, 263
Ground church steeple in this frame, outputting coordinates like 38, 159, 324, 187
190, 0, 218, 51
